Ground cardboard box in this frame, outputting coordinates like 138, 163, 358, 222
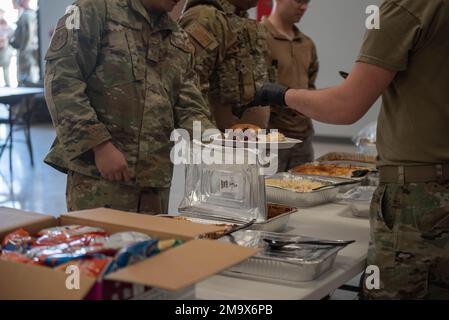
0, 207, 258, 300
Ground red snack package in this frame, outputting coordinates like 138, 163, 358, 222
56, 258, 113, 278
34, 225, 107, 247
1, 229, 35, 253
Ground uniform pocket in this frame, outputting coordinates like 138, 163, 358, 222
103, 29, 143, 87
419, 207, 449, 240
370, 185, 395, 233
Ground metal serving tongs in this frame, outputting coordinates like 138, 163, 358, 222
312, 180, 361, 191
263, 238, 355, 249
221, 219, 257, 238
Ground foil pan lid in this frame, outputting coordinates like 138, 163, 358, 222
179, 145, 268, 223
221, 230, 345, 265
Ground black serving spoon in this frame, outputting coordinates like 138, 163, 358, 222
263, 238, 355, 249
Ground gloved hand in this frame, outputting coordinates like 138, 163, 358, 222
232, 83, 289, 118
251, 82, 289, 108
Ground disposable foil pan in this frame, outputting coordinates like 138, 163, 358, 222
221, 230, 349, 283
178, 204, 297, 233
265, 173, 339, 208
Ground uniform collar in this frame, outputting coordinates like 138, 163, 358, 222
262, 17, 304, 41
128, 0, 179, 32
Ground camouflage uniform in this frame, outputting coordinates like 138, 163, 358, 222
44, 0, 215, 214
179, 0, 272, 131
363, 181, 449, 299
10, 8, 39, 85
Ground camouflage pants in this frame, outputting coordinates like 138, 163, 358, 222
363, 181, 449, 299
277, 135, 314, 172
66, 171, 170, 215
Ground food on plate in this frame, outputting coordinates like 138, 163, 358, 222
258, 132, 287, 142
290, 163, 370, 178
265, 178, 324, 193
230, 123, 262, 133
226, 124, 287, 143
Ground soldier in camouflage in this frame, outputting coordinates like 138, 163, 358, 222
248, 0, 449, 299
44, 0, 216, 215
179, 0, 272, 131
10, 0, 39, 85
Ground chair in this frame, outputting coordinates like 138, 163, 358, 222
0, 93, 35, 177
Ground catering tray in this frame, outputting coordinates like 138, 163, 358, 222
265, 173, 340, 208
220, 230, 351, 283
176, 203, 297, 234
289, 162, 374, 180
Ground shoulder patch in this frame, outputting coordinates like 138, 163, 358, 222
50, 27, 69, 52
184, 21, 218, 51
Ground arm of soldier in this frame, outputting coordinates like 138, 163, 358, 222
174, 50, 218, 141
308, 43, 319, 90
285, 62, 396, 124
45, 2, 129, 181
178, 7, 227, 100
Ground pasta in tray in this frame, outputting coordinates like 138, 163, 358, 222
265, 178, 324, 193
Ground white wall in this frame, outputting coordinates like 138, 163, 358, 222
39, 0, 73, 71
300, 0, 383, 138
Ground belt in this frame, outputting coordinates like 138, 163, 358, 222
379, 164, 449, 184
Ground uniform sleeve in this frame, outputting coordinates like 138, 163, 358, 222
44, 0, 112, 162
308, 41, 319, 90
175, 48, 217, 134
357, 0, 422, 71
179, 6, 228, 100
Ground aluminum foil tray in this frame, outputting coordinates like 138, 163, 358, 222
179, 204, 297, 233
179, 155, 267, 223
265, 173, 340, 208
221, 230, 349, 283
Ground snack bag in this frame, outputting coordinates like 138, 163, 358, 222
104, 232, 151, 250
1, 229, 35, 253
35, 225, 107, 247
104, 239, 183, 275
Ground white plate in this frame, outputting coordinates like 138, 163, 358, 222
211, 135, 302, 150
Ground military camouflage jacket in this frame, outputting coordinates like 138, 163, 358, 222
44, 0, 215, 188
179, 0, 272, 130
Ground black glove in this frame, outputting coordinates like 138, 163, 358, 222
251, 82, 289, 108
231, 83, 289, 119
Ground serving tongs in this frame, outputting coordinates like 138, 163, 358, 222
263, 238, 355, 249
